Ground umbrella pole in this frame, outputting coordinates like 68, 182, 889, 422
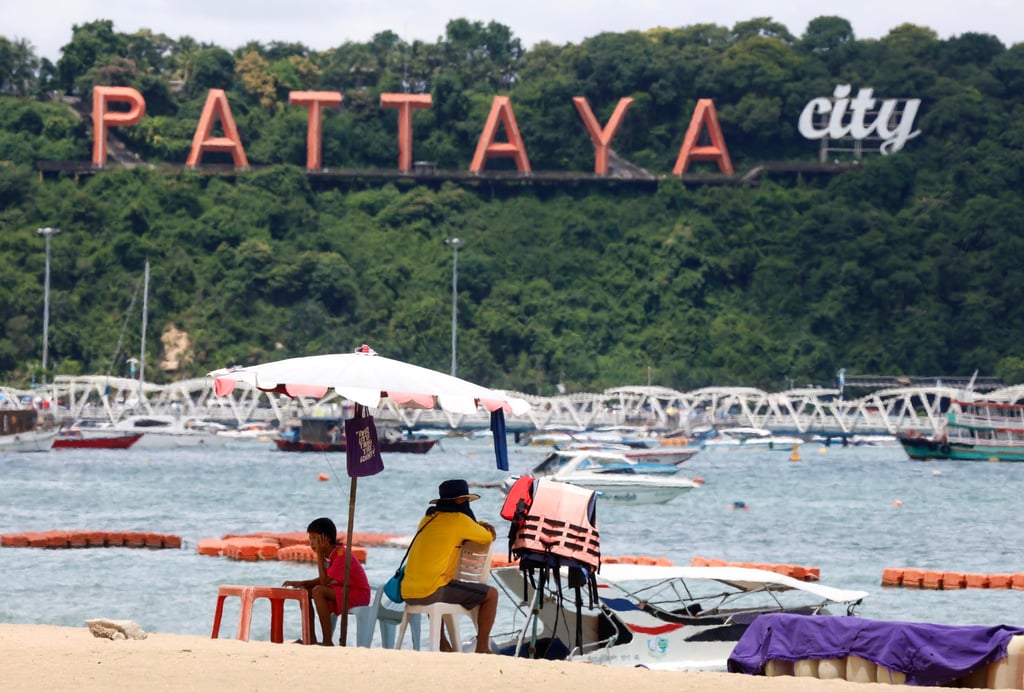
340, 474, 357, 646
339, 401, 366, 646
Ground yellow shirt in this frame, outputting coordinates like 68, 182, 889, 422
401, 511, 494, 599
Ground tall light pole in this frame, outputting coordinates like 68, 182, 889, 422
445, 237, 463, 377
38, 227, 60, 382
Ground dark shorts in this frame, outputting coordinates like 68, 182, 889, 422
405, 581, 490, 609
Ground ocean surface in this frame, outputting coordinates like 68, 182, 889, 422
2, 437, 1023, 644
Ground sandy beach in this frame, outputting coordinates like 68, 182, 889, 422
0, 623, 972, 692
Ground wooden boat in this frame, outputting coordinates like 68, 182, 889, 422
0, 409, 58, 452
898, 398, 1024, 461
274, 417, 438, 454
273, 437, 438, 454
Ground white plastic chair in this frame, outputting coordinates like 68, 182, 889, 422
394, 540, 494, 652
331, 585, 422, 649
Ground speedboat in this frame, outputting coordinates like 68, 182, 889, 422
492, 563, 868, 671
503, 450, 699, 504
567, 441, 700, 466
701, 427, 805, 450
83, 415, 230, 448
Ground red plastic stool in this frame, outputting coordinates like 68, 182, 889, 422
211, 585, 313, 644
211, 584, 253, 640
246, 586, 313, 644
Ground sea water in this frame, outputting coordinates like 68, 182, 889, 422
1, 438, 1022, 643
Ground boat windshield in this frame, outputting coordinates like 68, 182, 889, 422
533, 453, 575, 475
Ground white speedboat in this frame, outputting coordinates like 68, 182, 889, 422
86, 415, 230, 448
567, 441, 700, 466
504, 450, 699, 504
702, 427, 805, 450
493, 563, 868, 671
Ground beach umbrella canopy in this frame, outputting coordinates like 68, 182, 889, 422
208, 345, 530, 416
207, 345, 529, 644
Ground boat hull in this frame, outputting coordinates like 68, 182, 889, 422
274, 438, 438, 454
0, 429, 59, 452
898, 433, 1024, 462
54, 433, 143, 449
625, 447, 700, 466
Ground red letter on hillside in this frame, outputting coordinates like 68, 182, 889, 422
672, 99, 733, 176
186, 89, 249, 169
573, 97, 633, 175
470, 96, 531, 174
289, 91, 343, 170
380, 93, 432, 172
92, 86, 146, 167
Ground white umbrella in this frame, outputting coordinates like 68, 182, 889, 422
208, 345, 530, 416
207, 345, 529, 644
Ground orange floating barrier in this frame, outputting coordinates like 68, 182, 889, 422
881, 568, 1024, 589
197, 538, 224, 556
989, 574, 1013, 589
123, 532, 147, 548
965, 573, 991, 589
43, 531, 69, 549
68, 532, 89, 548
881, 568, 904, 587
690, 556, 710, 567
901, 569, 925, 588
942, 572, 966, 589
1, 533, 29, 547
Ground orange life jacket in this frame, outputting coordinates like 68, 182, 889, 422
510, 478, 600, 570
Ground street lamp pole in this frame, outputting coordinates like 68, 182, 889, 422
38, 227, 60, 382
445, 237, 462, 377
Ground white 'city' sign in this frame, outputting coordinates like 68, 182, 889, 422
798, 84, 921, 154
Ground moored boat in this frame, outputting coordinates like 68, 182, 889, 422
0, 409, 58, 452
898, 398, 1024, 461
493, 563, 868, 671
53, 430, 143, 449
503, 449, 699, 504
78, 415, 229, 448
274, 417, 439, 454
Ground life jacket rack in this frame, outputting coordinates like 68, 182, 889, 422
501, 476, 601, 658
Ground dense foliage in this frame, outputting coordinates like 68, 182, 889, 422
1, 16, 1023, 394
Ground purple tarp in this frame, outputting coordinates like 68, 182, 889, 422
727, 613, 1024, 686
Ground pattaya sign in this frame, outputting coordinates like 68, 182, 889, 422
798, 84, 921, 154
91, 84, 918, 174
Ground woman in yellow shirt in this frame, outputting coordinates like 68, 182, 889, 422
402, 479, 497, 653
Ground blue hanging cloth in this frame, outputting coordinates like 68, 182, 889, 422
491, 409, 509, 471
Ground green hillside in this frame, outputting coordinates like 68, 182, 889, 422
1, 17, 1023, 394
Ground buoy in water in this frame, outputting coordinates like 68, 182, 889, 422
317, 473, 329, 482
790, 443, 801, 462
893, 499, 903, 507
692, 477, 705, 485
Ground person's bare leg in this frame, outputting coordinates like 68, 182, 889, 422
474, 587, 498, 653
311, 585, 335, 646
